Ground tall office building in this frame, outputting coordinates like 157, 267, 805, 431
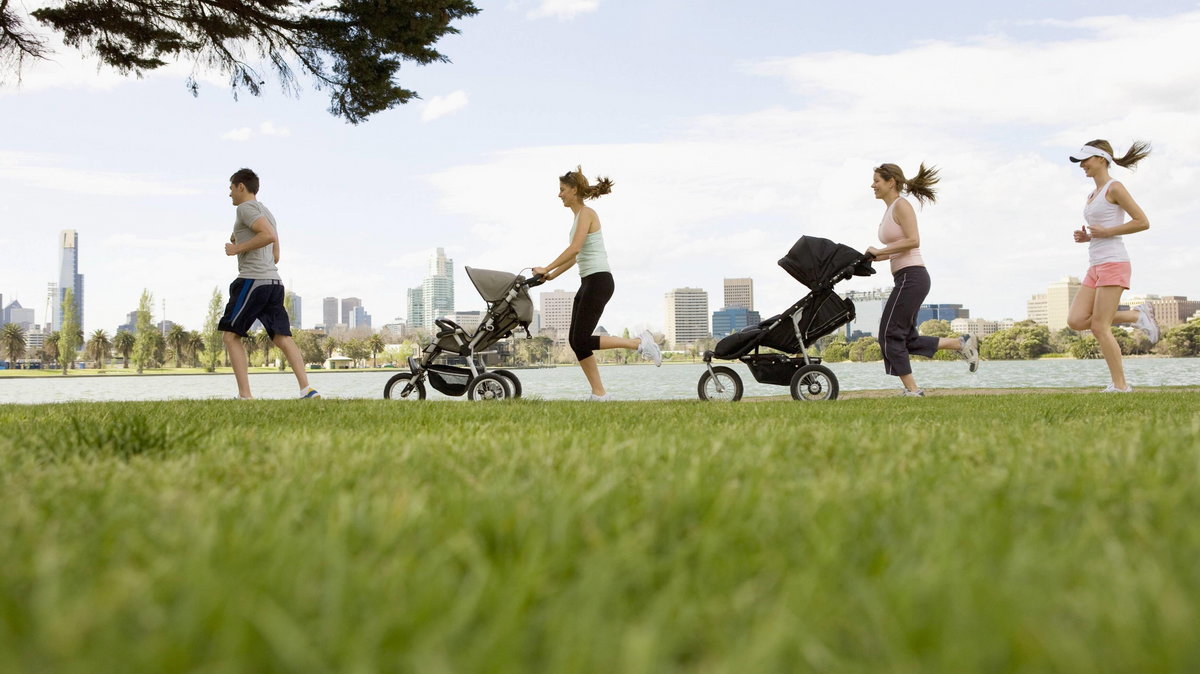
322, 297, 338, 332
340, 297, 362, 326
407, 287, 425, 332
665, 288, 710, 347
285, 291, 302, 329
1026, 276, 1081, 332
3, 300, 36, 330
54, 230, 85, 332
420, 248, 454, 329
723, 278, 754, 311
539, 289, 576, 345
349, 305, 372, 330
841, 289, 890, 339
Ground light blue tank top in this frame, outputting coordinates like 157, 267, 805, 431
570, 209, 611, 277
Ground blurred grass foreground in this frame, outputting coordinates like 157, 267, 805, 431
2, 394, 1199, 672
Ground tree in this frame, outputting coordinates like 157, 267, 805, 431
324, 337, 341, 361
1, 322, 25, 363
167, 324, 188, 367
132, 290, 156, 373
6, 1, 480, 124
1111, 327, 1134, 357
293, 330, 324, 366
848, 336, 881, 362
113, 330, 136, 368
1070, 336, 1101, 360
59, 288, 82, 374
343, 338, 369, 368
1160, 320, 1200, 357
979, 321, 1052, 360
822, 342, 849, 362
186, 330, 205, 367
43, 331, 60, 368
918, 319, 956, 338
85, 329, 111, 369
367, 333, 385, 368
202, 288, 224, 372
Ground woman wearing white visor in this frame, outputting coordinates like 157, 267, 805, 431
1066, 140, 1158, 393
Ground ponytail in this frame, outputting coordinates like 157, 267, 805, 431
874, 162, 940, 206
560, 165, 614, 200
1084, 139, 1151, 170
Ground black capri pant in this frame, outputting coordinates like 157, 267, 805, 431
569, 271, 615, 361
880, 265, 940, 377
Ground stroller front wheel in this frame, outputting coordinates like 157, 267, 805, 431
384, 372, 427, 400
790, 364, 838, 401
467, 372, 513, 401
698, 366, 743, 402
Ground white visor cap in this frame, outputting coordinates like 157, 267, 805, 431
1069, 146, 1115, 164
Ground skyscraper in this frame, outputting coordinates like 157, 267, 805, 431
285, 291, 302, 330
407, 287, 425, 331
54, 231, 84, 332
665, 288, 710, 347
322, 297, 338, 331
341, 297, 362, 326
420, 248, 454, 330
1026, 277, 1081, 332
539, 289, 576, 345
723, 278, 754, 311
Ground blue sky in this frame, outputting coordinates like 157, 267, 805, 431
3, 0, 1199, 335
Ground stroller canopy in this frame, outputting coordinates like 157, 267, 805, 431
778, 236, 874, 289
465, 267, 534, 324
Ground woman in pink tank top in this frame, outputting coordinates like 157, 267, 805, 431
1065, 139, 1155, 393
864, 163, 979, 397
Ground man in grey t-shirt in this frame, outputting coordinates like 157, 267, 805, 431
218, 168, 319, 399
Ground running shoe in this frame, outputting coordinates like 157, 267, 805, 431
1135, 303, 1159, 344
1100, 384, 1133, 393
899, 388, 926, 397
637, 330, 663, 367
299, 386, 321, 399
586, 393, 611, 402
959, 333, 980, 373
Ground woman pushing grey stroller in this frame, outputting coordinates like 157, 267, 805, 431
532, 166, 662, 401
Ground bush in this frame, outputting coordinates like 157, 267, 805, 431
1070, 336, 1101, 359
823, 343, 849, 362
1160, 320, 1200, 357
980, 321, 1052, 360
848, 336, 881, 362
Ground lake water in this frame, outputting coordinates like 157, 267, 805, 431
1, 358, 1197, 404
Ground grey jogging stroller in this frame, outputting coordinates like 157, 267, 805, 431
698, 236, 875, 402
383, 267, 544, 401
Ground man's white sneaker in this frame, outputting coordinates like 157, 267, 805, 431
899, 388, 926, 397
299, 386, 321, 399
959, 333, 980, 373
637, 330, 662, 367
1101, 384, 1133, 393
1135, 303, 1159, 344
587, 393, 611, 402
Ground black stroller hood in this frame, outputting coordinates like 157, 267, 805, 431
779, 236, 875, 289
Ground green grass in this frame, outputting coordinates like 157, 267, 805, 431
2, 395, 1199, 673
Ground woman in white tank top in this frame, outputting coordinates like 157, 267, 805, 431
1065, 140, 1156, 393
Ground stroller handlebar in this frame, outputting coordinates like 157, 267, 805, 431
524, 273, 547, 288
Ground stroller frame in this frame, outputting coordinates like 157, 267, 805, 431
383, 270, 544, 402
699, 239, 873, 402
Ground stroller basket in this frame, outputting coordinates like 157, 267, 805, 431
426, 364, 471, 396
744, 355, 804, 386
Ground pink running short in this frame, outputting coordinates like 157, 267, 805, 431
1082, 261, 1131, 289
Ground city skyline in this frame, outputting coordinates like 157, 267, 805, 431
3, 4, 1198, 336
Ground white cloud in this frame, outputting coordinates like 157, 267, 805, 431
429, 11, 1200, 333
421, 90, 469, 122
525, 0, 599, 20
221, 122, 292, 141
0, 151, 201, 197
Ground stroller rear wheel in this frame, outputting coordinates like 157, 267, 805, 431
489, 369, 522, 399
384, 372, 427, 400
790, 364, 838, 401
698, 366, 744, 402
468, 372, 513, 401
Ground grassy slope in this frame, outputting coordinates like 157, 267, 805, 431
2, 395, 1199, 673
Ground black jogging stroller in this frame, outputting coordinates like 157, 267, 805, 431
697, 236, 875, 401
383, 267, 544, 401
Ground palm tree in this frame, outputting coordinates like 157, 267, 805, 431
186, 331, 205, 367
86, 329, 112, 369
113, 330, 136, 368
324, 337, 341, 361
43, 331, 60, 369
2, 322, 26, 364
367, 333, 385, 368
167, 324, 188, 368
256, 330, 274, 367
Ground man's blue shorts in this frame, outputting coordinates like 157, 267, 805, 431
217, 278, 292, 338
